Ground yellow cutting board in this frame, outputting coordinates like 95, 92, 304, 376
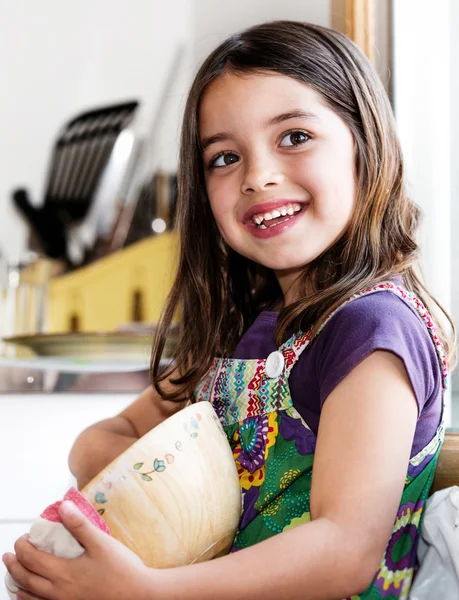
47, 233, 177, 333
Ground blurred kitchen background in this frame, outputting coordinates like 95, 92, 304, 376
0, 1, 457, 581
0, 0, 457, 398
1, 0, 458, 401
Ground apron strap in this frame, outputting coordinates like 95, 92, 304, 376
280, 282, 448, 390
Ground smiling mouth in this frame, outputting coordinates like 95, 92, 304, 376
251, 202, 304, 229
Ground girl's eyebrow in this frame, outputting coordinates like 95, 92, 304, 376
201, 132, 235, 152
267, 110, 320, 126
201, 110, 320, 152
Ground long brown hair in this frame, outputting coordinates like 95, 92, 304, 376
151, 20, 456, 401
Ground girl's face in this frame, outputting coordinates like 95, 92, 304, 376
199, 71, 356, 298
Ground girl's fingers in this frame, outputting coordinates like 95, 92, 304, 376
58, 501, 105, 552
3, 554, 54, 600
14, 536, 61, 579
17, 591, 47, 600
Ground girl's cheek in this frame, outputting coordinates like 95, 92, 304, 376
209, 186, 233, 211
205, 176, 220, 198
207, 197, 228, 226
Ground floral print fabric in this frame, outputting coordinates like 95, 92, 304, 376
195, 283, 447, 599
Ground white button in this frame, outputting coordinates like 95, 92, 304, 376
265, 351, 285, 378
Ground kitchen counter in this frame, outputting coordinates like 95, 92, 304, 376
0, 364, 150, 393
1, 385, 458, 600
0, 391, 138, 599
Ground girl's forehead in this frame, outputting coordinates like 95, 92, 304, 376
201, 72, 322, 110
199, 72, 333, 136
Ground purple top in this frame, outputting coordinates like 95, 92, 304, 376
233, 290, 443, 458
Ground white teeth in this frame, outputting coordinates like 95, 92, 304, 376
251, 202, 304, 227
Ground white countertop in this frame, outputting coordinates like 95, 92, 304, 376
0, 391, 138, 598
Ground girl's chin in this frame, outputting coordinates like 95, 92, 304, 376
272, 263, 311, 275
232, 247, 318, 271
226, 237, 322, 271
254, 258, 314, 272
252, 246, 320, 270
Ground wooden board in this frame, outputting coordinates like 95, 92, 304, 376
331, 0, 375, 62
431, 433, 459, 494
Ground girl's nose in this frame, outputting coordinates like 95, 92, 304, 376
240, 161, 284, 194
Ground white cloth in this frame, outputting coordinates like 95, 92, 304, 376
5, 518, 84, 599
4, 487, 109, 600
409, 486, 459, 599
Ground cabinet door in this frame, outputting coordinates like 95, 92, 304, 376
0, 393, 136, 520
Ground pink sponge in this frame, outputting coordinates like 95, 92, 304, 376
41, 487, 110, 534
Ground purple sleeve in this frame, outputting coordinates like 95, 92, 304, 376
314, 291, 441, 415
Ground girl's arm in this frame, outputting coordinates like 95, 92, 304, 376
69, 381, 188, 488
6, 351, 419, 600
152, 350, 418, 600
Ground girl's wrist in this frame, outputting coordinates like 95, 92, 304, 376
138, 565, 177, 600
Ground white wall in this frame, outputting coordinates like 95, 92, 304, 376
392, 0, 454, 414
452, 0, 459, 390
0, 0, 193, 264
392, 0, 452, 305
193, 0, 330, 65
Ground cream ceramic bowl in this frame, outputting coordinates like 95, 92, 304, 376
82, 402, 241, 568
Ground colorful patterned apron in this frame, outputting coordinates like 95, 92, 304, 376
195, 283, 448, 599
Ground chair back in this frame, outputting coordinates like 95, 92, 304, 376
430, 432, 459, 494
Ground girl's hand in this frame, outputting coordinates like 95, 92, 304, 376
2, 501, 158, 600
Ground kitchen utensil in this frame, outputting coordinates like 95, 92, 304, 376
12, 101, 140, 266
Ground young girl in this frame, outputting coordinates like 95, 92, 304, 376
4, 20, 455, 600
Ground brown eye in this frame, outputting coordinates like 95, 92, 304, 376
211, 152, 239, 168
279, 131, 310, 147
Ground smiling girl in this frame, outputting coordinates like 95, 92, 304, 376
4, 20, 455, 600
